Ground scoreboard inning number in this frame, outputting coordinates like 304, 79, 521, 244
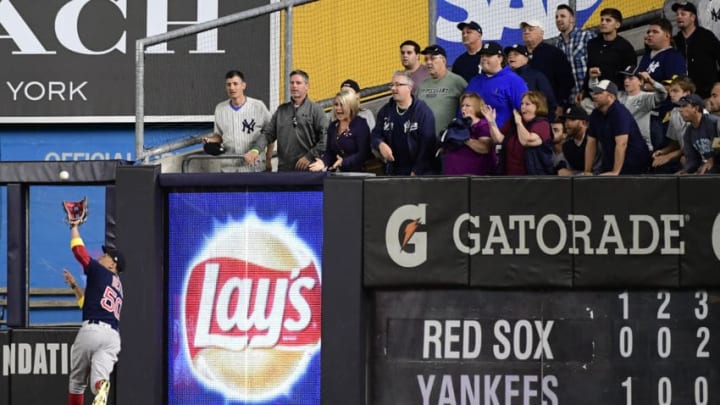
617, 291, 710, 405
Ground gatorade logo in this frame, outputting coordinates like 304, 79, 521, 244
181, 214, 321, 401
712, 213, 720, 261
385, 204, 428, 268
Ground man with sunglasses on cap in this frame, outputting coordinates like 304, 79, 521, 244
67, 220, 125, 405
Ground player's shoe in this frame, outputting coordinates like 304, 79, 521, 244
92, 379, 110, 405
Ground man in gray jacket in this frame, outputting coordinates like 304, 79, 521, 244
245, 70, 328, 171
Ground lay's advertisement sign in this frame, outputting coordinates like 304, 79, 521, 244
167, 191, 322, 404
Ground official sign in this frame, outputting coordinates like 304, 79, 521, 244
0, 0, 269, 122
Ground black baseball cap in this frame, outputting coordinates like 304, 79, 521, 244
421, 44, 446, 57
457, 21, 483, 34
674, 93, 704, 107
563, 105, 589, 120
340, 79, 360, 93
672, 1, 698, 14
479, 41, 503, 56
504, 44, 529, 57
102, 245, 126, 273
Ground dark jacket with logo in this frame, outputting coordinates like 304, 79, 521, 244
371, 97, 437, 175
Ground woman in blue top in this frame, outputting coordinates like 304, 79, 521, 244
309, 90, 370, 172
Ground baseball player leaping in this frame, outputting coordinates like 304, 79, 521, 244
67, 220, 125, 405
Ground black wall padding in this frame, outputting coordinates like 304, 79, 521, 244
322, 177, 367, 405
470, 177, 573, 287
6, 184, 27, 327
678, 176, 720, 285
115, 165, 163, 405
0, 160, 125, 184
572, 176, 679, 286
104, 184, 117, 250
364, 177, 470, 286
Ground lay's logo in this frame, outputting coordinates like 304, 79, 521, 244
181, 214, 321, 401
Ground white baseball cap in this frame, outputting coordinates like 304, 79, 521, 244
520, 20, 545, 31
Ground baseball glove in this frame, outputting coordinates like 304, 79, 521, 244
62, 197, 88, 227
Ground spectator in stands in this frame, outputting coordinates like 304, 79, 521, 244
697, 0, 720, 41
483, 90, 554, 175
400, 40, 430, 92
466, 42, 528, 132
504, 44, 558, 121
672, 1, 720, 98
638, 17, 687, 151
340, 79, 375, 131
560, 105, 598, 175
590, 65, 667, 151
581, 8, 637, 111
553, 4, 596, 102
452, 21, 483, 82
417, 44, 468, 138
309, 90, 370, 173
443, 92, 496, 175
675, 94, 719, 173
706, 82, 720, 116
585, 80, 651, 175
204, 70, 272, 172
551, 117, 570, 173
651, 75, 696, 171
521, 19, 574, 116
371, 71, 436, 175
245, 70, 327, 171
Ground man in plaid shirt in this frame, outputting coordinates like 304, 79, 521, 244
553, 4, 596, 104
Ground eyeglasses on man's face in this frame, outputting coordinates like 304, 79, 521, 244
389, 82, 410, 89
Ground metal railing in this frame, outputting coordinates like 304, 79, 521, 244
135, 0, 318, 162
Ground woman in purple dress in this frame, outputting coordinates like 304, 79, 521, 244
309, 90, 370, 172
443, 92, 497, 175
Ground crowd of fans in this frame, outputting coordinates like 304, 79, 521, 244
204, 2, 720, 176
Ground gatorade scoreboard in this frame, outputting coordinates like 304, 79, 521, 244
166, 190, 322, 405
371, 289, 719, 405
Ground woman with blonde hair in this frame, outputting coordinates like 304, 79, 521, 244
443, 92, 497, 175
482, 90, 554, 175
309, 90, 370, 172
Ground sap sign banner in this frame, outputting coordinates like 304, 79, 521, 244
167, 191, 322, 405
0, 0, 269, 122
435, 0, 602, 63
363, 177, 469, 286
